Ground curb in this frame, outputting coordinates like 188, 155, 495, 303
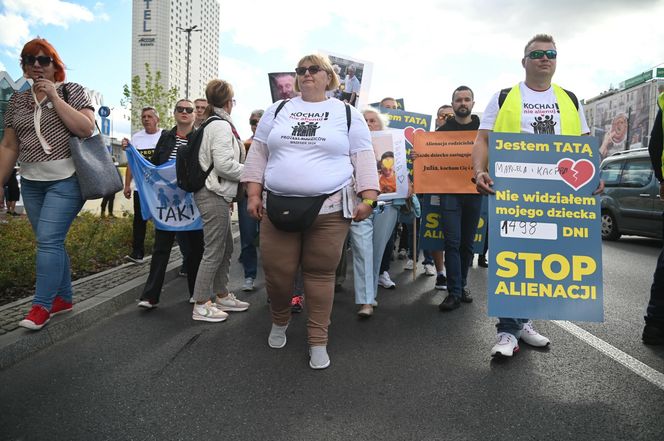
0, 230, 240, 370
0, 260, 181, 370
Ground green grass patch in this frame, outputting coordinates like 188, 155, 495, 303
0, 212, 154, 292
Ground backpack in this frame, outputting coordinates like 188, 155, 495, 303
176, 116, 221, 192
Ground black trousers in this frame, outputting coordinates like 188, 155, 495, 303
132, 191, 147, 256
141, 228, 204, 303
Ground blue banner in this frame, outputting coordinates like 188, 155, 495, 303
488, 133, 603, 322
125, 145, 203, 231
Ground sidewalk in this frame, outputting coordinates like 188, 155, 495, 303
0, 222, 240, 369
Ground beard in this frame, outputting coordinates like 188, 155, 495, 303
454, 107, 471, 118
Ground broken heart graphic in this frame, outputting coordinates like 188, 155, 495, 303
403, 126, 425, 147
557, 158, 595, 190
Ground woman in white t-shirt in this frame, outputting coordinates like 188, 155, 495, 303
242, 54, 379, 370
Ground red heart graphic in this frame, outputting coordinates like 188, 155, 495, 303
557, 158, 595, 190
403, 126, 425, 147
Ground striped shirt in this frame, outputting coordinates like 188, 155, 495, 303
169, 133, 189, 160
4, 82, 93, 163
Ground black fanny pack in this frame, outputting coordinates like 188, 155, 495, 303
265, 191, 329, 232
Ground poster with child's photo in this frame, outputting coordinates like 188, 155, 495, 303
319, 50, 373, 108
371, 130, 409, 201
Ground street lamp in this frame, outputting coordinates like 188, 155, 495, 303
177, 24, 202, 99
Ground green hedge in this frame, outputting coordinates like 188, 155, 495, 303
0, 212, 154, 291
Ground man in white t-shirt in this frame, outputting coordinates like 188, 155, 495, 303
121, 106, 163, 263
343, 65, 361, 106
472, 34, 602, 358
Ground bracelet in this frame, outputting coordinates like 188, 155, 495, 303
362, 198, 377, 208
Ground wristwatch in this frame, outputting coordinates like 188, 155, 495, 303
362, 198, 378, 208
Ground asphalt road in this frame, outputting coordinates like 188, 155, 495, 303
1, 238, 663, 441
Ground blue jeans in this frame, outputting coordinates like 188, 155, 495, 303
21, 175, 84, 309
237, 196, 259, 279
496, 318, 528, 338
372, 205, 399, 298
440, 194, 482, 297
646, 213, 664, 324
350, 217, 374, 304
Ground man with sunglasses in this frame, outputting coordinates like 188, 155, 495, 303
122, 106, 163, 264
472, 34, 600, 357
137, 99, 204, 308
435, 105, 454, 130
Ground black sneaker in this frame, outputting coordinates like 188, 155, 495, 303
642, 322, 664, 345
478, 256, 488, 268
435, 274, 447, 290
461, 288, 473, 303
125, 253, 145, 264
439, 294, 460, 311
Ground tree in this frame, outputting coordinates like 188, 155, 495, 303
122, 63, 179, 131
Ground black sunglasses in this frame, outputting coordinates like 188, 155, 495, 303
295, 65, 322, 75
526, 49, 557, 60
249, 119, 259, 125
22, 55, 53, 67
175, 106, 194, 114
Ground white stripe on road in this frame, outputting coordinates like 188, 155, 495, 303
554, 320, 664, 391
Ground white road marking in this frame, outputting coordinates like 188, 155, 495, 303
554, 320, 664, 391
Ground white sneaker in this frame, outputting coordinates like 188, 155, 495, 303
404, 259, 414, 270
309, 345, 330, 369
377, 271, 396, 289
268, 323, 288, 348
192, 301, 228, 322
520, 320, 551, 347
215, 293, 250, 312
137, 300, 156, 309
241, 277, 254, 292
424, 263, 435, 276
491, 332, 519, 357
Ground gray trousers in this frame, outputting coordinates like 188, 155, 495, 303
192, 186, 233, 302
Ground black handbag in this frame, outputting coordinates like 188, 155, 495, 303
265, 191, 329, 232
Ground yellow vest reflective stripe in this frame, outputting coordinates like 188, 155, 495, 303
494, 83, 582, 135
658, 92, 664, 178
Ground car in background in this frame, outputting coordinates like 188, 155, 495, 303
600, 148, 663, 240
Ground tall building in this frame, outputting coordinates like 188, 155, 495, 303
132, 0, 219, 103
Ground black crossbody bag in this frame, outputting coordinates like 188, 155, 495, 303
264, 100, 351, 233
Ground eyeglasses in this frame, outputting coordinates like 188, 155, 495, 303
22, 55, 53, 67
249, 119, 259, 126
526, 49, 557, 60
438, 113, 454, 120
295, 65, 323, 76
175, 106, 194, 114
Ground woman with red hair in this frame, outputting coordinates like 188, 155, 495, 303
0, 38, 95, 330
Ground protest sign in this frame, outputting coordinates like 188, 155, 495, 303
371, 130, 409, 201
419, 194, 488, 253
412, 131, 477, 194
379, 108, 432, 177
488, 132, 603, 322
268, 72, 299, 103
125, 145, 203, 231
318, 51, 373, 108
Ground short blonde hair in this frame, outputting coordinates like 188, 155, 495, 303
524, 34, 556, 55
294, 54, 340, 92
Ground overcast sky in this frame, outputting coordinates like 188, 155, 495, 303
1, 0, 663, 139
